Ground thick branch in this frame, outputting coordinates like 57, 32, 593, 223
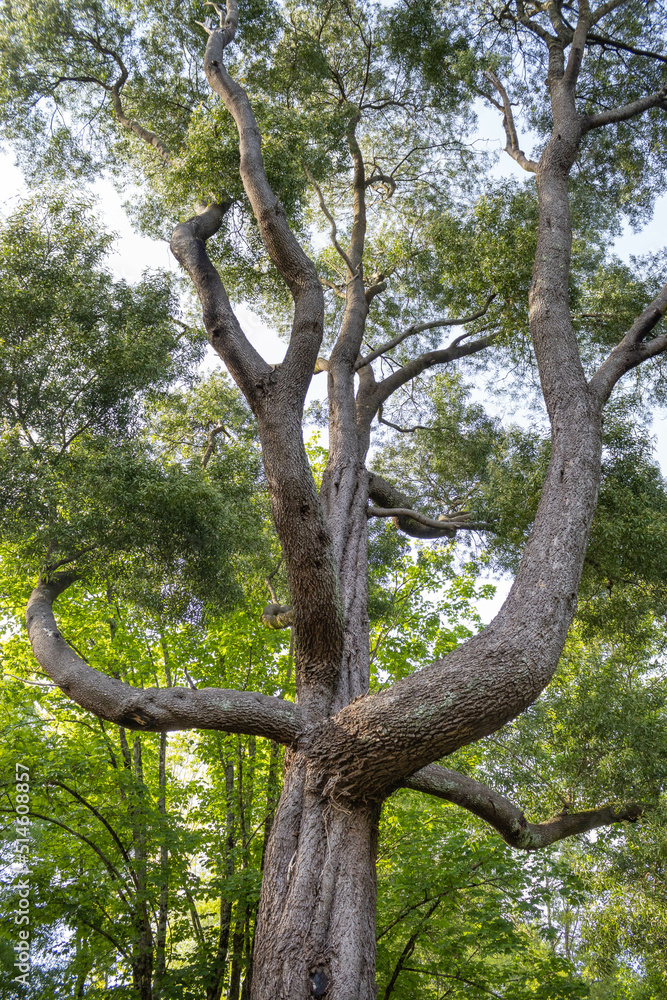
202, 2, 324, 399
26, 578, 303, 746
356, 294, 496, 371
262, 603, 293, 629
483, 71, 538, 172
367, 506, 489, 534
585, 83, 667, 129
170, 203, 271, 403
563, 0, 591, 87
403, 763, 644, 851
368, 472, 455, 539
588, 282, 667, 402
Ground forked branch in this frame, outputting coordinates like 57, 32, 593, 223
202, 1, 324, 397
404, 763, 645, 851
170, 203, 272, 403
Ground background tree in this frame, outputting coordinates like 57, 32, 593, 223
1, 0, 667, 997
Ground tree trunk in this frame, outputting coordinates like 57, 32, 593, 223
251, 758, 381, 1000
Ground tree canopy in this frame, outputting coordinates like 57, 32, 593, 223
1, 0, 667, 997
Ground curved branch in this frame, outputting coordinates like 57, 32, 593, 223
262, 603, 294, 629
201, 423, 230, 469
49, 780, 136, 883
170, 202, 272, 401
356, 294, 496, 371
1, 807, 132, 904
585, 30, 667, 65
81, 35, 172, 163
305, 166, 354, 273
202, 1, 324, 397
367, 472, 456, 539
26, 578, 304, 746
402, 763, 645, 851
585, 82, 667, 129
367, 506, 490, 534
483, 71, 538, 173
111, 82, 172, 164
370, 334, 494, 410
588, 282, 667, 402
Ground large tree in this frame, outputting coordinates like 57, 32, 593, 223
4, 0, 667, 995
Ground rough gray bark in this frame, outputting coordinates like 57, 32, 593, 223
403, 764, 645, 850
23, 1, 667, 997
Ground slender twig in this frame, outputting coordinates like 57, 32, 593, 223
305, 166, 354, 273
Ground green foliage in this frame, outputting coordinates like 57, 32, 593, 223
1, 0, 667, 995
0, 554, 291, 997
0, 193, 272, 613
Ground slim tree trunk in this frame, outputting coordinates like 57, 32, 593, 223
131, 735, 154, 1000
207, 752, 236, 1000
153, 732, 169, 998
228, 902, 248, 1000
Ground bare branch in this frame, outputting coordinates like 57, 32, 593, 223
264, 559, 283, 604
201, 423, 230, 469
320, 276, 347, 299
378, 407, 429, 434
403, 763, 645, 851
563, 0, 591, 87
365, 276, 388, 303
483, 71, 538, 172
26, 577, 304, 746
170, 202, 272, 403
585, 30, 667, 65
367, 506, 490, 534
356, 294, 496, 371
370, 334, 495, 411
514, 0, 558, 43
80, 35, 172, 163
589, 282, 667, 402
262, 604, 294, 629
585, 82, 667, 129
347, 113, 367, 271
367, 472, 471, 540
